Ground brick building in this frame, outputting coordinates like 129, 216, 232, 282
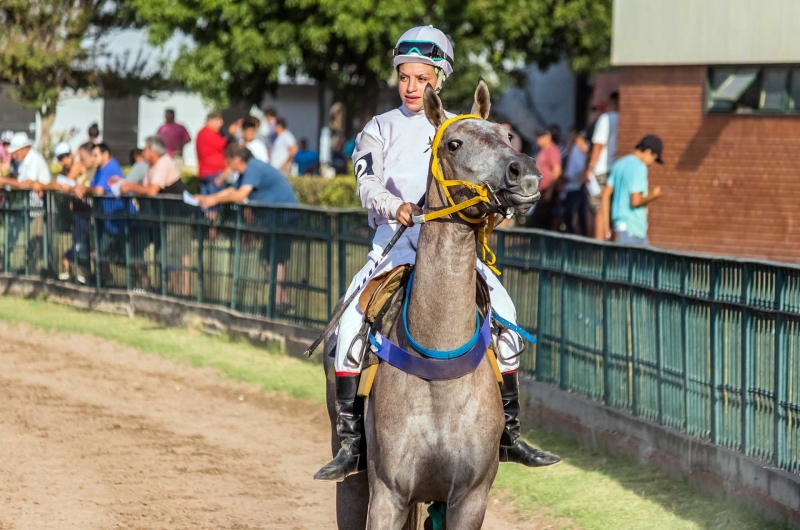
612, 0, 800, 263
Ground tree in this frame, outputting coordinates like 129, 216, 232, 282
0, 0, 116, 156
131, 0, 611, 127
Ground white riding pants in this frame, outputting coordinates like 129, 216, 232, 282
334, 223, 522, 375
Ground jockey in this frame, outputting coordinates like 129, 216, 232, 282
314, 26, 561, 482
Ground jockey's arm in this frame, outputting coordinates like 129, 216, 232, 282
352, 121, 404, 222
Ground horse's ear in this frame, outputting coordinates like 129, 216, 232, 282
424, 84, 446, 129
470, 78, 491, 119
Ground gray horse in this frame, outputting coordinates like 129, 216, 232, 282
322, 79, 541, 529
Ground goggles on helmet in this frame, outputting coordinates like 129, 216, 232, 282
393, 41, 453, 65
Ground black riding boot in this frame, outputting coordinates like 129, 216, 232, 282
499, 371, 561, 467
313, 374, 367, 481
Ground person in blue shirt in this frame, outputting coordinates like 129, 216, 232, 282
601, 135, 665, 246
293, 137, 319, 175
196, 143, 298, 208
197, 143, 298, 311
73, 143, 130, 266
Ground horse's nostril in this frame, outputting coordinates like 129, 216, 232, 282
508, 162, 521, 180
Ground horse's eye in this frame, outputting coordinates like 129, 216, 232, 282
508, 133, 514, 142
448, 140, 462, 152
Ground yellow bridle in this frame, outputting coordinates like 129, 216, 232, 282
414, 113, 501, 275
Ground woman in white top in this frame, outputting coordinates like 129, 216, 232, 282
315, 26, 560, 483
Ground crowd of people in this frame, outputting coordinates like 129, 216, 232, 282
518, 91, 663, 246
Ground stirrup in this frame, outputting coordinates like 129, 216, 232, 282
313, 447, 366, 482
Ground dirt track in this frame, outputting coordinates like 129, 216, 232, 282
0, 322, 530, 529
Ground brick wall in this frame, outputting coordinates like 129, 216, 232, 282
618, 66, 800, 263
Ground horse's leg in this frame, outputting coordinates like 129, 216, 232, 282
367, 479, 411, 530
443, 483, 493, 530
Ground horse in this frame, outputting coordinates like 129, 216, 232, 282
322, 79, 542, 529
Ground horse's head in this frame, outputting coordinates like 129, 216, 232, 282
424, 79, 541, 218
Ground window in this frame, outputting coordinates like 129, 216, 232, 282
707, 66, 800, 114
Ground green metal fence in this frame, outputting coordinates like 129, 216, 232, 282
2, 190, 800, 475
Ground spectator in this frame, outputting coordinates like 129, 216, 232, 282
76, 142, 97, 185
240, 116, 269, 163
0, 130, 12, 174
586, 91, 619, 240
562, 127, 590, 235
601, 135, 664, 246
0, 132, 51, 190
113, 136, 184, 196
88, 122, 101, 145
269, 117, 297, 175
73, 143, 123, 198
196, 110, 231, 195
156, 109, 191, 158
46, 142, 84, 190
196, 143, 297, 208
127, 148, 149, 184
262, 106, 278, 148
294, 137, 320, 175
528, 127, 562, 229
549, 124, 568, 163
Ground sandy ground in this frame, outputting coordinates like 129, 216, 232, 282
0, 322, 533, 529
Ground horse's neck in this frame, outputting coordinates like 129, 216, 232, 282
406, 183, 478, 351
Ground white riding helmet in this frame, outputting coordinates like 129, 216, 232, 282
393, 26, 454, 78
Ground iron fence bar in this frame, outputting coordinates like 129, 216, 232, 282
559, 237, 568, 391
710, 261, 721, 445
535, 235, 546, 381
196, 212, 204, 304
602, 245, 610, 405
42, 193, 49, 278
24, 193, 30, 276
655, 259, 663, 426
93, 203, 101, 290
159, 200, 167, 296
326, 216, 333, 318
267, 212, 278, 319
231, 207, 242, 311
741, 264, 751, 455
681, 257, 689, 432
630, 249, 639, 416
773, 268, 786, 468
3, 206, 9, 273
124, 200, 132, 291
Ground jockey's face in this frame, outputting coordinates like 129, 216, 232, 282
398, 63, 437, 113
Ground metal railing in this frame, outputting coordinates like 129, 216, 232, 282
2, 190, 799, 475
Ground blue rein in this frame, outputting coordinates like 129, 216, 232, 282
402, 270, 482, 360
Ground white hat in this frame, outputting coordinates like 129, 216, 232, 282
7, 132, 32, 154
0, 130, 13, 144
54, 141, 72, 158
393, 26, 454, 78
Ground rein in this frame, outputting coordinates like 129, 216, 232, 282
411, 114, 501, 275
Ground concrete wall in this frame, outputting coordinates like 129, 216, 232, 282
45, 90, 104, 152
493, 60, 577, 145
259, 85, 321, 151
618, 65, 800, 262
138, 91, 212, 167
521, 380, 800, 528
613, 0, 800, 66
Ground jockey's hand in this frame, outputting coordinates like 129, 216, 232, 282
395, 202, 423, 227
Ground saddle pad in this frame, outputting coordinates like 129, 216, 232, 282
358, 264, 413, 322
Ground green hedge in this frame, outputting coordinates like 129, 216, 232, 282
181, 174, 359, 207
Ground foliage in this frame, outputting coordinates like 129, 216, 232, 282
290, 176, 360, 207
0, 295, 788, 530
128, 0, 612, 113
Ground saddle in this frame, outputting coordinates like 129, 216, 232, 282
355, 265, 503, 397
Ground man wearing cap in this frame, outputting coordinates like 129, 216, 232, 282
601, 135, 665, 246
0, 132, 51, 190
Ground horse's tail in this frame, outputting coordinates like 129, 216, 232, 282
403, 503, 426, 530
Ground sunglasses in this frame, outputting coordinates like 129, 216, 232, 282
393, 41, 453, 64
